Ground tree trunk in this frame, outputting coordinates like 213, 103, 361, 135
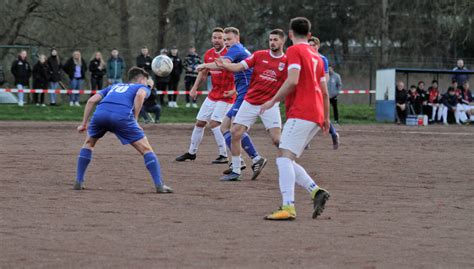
119, 0, 132, 70
156, 0, 171, 53
380, 0, 389, 67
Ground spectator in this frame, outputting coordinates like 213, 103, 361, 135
139, 84, 162, 124
407, 85, 422, 115
461, 81, 474, 122
107, 48, 125, 85
416, 81, 430, 116
136, 46, 153, 74
328, 65, 342, 124
47, 48, 62, 106
32, 54, 50, 106
427, 80, 440, 123
10, 50, 32, 106
183, 46, 202, 108
89, 51, 106, 93
63, 50, 87, 106
168, 46, 183, 108
395, 81, 408, 124
155, 48, 170, 105
452, 59, 469, 86
440, 87, 462, 125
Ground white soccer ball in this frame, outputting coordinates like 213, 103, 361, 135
152, 55, 173, 77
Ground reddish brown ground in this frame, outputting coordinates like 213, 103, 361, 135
0, 122, 473, 268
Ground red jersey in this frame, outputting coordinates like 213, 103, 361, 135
204, 47, 235, 103
241, 50, 287, 105
285, 43, 326, 125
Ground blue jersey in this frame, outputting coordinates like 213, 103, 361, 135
320, 54, 329, 74
223, 43, 253, 93
96, 83, 150, 116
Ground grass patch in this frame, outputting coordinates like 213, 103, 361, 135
0, 103, 376, 124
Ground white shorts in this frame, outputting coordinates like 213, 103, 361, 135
279, 118, 320, 158
233, 100, 282, 130
196, 97, 232, 123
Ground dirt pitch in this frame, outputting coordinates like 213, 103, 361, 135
0, 121, 473, 268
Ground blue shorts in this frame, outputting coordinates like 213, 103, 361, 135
226, 82, 248, 118
88, 111, 145, 145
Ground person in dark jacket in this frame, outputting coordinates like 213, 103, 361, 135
452, 59, 469, 86
407, 85, 422, 115
106, 48, 126, 85
416, 80, 430, 116
168, 46, 183, 108
395, 81, 408, 124
63, 50, 87, 106
460, 81, 474, 122
139, 80, 162, 124
32, 54, 50, 106
183, 46, 202, 108
440, 87, 461, 125
136, 46, 153, 74
155, 48, 170, 105
47, 48, 62, 105
89, 52, 106, 94
10, 50, 32, 106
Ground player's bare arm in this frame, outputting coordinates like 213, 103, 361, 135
190, 69, 209, 100
260, 69, 300, 114
215, 57, 245, 73
223, 89, 236, 98
133, 88, 148, 121
196, 58, 230, 71
320, 78, 330, 135
78, 94, 103, 133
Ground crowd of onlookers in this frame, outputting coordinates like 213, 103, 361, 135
7, 46, 204, 122
395, 59, 474, 125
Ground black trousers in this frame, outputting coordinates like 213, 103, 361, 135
185, 77, 197, 103
168, 75, 180, 102
330, 96, 339, 122
396, 105, 407, 123
156, 82, 168, 105
33, 93, 45, 104
91, 77, 103, 96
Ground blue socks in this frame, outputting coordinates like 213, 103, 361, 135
144, 152, 163, 186
223, 131, 259, 159
329, 123, 337, 137
76, 148, 92, 183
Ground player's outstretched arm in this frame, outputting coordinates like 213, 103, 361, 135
133, 88, 147, 121
196, 58, 230, 71
78, 94, 103, 132
260, 69, 299, 114
215, 57, 245, 73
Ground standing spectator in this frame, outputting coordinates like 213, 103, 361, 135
395, 81, 408, 124
47, 48, 61, 106
107, 48, 125, 85
32, 54, 50, 106
155, 48, 170, 105
10, 50, 31, 106
136, 46, 153, 74
183, 46, 202, 108
328, 65, 342, 124
168, 46, 183, 108
427, 80, 440, 123
89, 52, 106, 93
407, 85, 422, 115
63, 50, 87, 106
452, 59, 469, 86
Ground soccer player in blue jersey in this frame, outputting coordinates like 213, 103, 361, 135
73, 67, 173, 193
197, 27, 267, 181
309, 37, 340, 150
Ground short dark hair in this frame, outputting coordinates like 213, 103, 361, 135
418, 81, 424, 85
308, 36, 320, 46
269, 29, 285, 39
447, 86, 455, 92
128, 66, 149, 81
432, 79, 438, 84
410, 85, 417, 89
290, 17, 311, 37
212, 27, 224, 33
224, 27, 240, 36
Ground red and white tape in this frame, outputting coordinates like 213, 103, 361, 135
0, 88, 375, 95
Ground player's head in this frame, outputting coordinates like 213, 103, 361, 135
418, 81, 425, 89
269, 29, 285, 52
431, 80, 438, 87
223, 27, 240, 48
447, 86, 455, 96
211, 27, 225, 51
410, 85, 417, 93
308, 36, 320, 51
128, 66, 150, 85
451, 79, 458, 87
289, 17, 312, 40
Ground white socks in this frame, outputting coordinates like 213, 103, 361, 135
211, 126, 227, 157
293, 161, 318, 193
231, 156, 242, 174
276, 157, 295, 206
252, 155, 262, 164
188, 126, 205, 154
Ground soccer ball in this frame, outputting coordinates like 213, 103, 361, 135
152, 55, 173, 77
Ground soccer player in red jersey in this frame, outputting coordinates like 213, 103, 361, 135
260, 17, 331, 221
215, 29, 287, 180
175, 28, 236, 164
